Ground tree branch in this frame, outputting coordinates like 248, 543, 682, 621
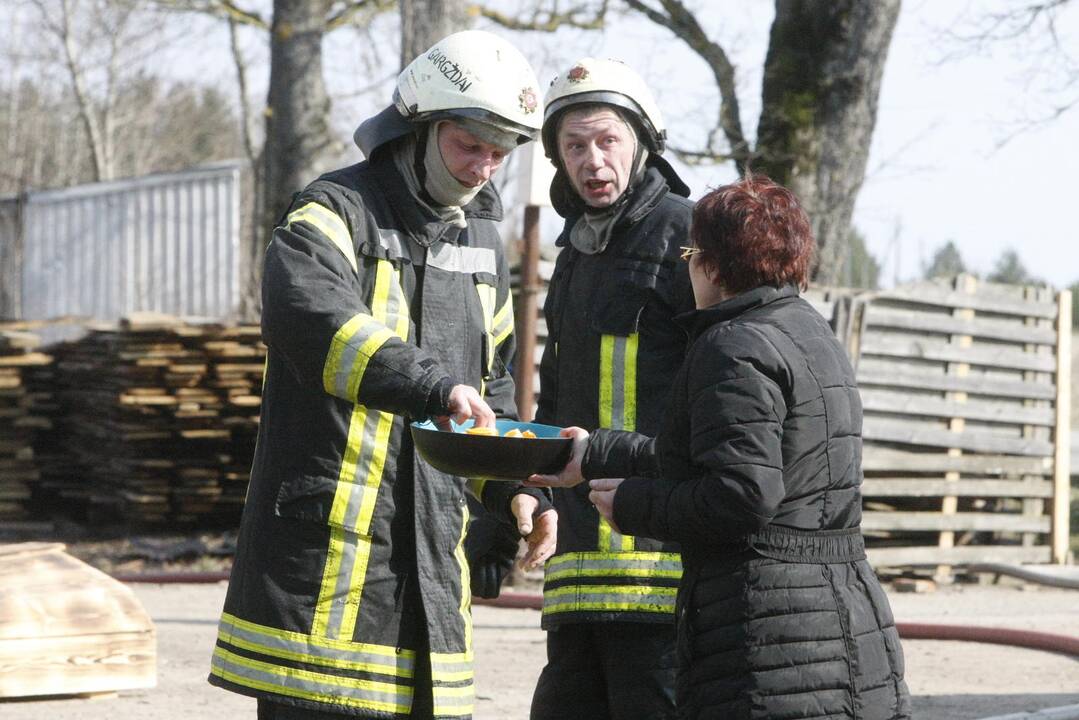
326, 0, 396, 32
149, 0, 269, 30
471, 1, 609, 32
622, 0, 749, 170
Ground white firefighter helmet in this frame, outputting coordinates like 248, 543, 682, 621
542, 57, 666, 158
394, 30, 542, 145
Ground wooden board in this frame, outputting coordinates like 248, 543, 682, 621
0, 543, 156, 698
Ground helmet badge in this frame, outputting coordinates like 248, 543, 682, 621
519, 87, 538, 114
567, 65, 589, 83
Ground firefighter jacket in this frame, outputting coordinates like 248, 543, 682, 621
534, 157, 695, 629
208, 149, 520, 719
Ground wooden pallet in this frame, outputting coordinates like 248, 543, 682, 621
0, 542, 156, 698
851, 275, 1071, 574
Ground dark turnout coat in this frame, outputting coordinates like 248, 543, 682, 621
585, 284, 912, 720
209, 151, 520, 719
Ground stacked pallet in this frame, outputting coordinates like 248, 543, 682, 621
0, 328, 53, 520
33, 313, 264, 525
851, 275, 1071, 575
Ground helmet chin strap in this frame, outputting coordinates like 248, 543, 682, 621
423, 121, 486, 212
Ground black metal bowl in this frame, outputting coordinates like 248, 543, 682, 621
410, 418, 573, 481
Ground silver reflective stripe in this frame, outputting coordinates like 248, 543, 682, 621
211, 647, 412, 714
608, 336, 628, 429
427, 243, 496, 275
216, 613, 413, 675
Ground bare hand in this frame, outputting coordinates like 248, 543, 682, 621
524, 426, 588, 488
588, 478, 624, 533
435, 384, 495, 431
511, 493, 557, 570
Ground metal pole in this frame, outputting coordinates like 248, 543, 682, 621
514, 205, 541, 421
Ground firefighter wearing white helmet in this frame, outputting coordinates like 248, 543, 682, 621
527, 58, 694, 720
210, 31, 555, 720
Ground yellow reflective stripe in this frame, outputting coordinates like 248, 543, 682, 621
491, 295, 514, 347
286, 202, 357, 273
216, 612, 413, 675
313, 257, 410, 641
322, 313, 395, 400
475, 283, 496, 377
599, 334, 615, 428
598, 333, 638, 552
373, 260, 409, 341
545, 551, 682, 582
542, 584, 677, 614
454, 503, 473, 652
211, 647, 411, 714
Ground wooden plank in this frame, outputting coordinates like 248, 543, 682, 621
862, 418, 1054, 457
861, 478, 1054, 498
860, 390, 1054, 426
0, 631, 156, 698
1052, 290, 1072, 563
861, 511, 1050, 533
861, 448, 1051, 475
864, 305, 1058, 345
867, 544, 1052, 567
874, 284, 1058, 319
856, 364, 1055, 400
859, 334, 1057, 373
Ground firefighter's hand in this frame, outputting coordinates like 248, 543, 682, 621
589, 478, 624, 534
464, 513, 520, 599
524, 427, 589, 488
436, 384, 495, 431
512, 494, 557, 570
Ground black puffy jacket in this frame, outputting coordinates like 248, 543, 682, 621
586, 284, 911, 720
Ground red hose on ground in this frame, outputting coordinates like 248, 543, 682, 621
114, 575, 1079, 658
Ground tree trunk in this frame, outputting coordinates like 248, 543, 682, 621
399, 0, 469, 69
262, 0, 339, 242
756, 0, 900, 286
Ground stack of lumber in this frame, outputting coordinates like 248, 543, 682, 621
850, 275, 1071, 575
0, 542, 156, 698
33, 313, 264, 526
0, 328, 53, 520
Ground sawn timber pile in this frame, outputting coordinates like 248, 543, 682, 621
0, 328, 53, 520
29, 313, 264, 526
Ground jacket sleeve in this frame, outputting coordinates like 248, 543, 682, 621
482, 241, 519, 419
581, 428, 659, 479
261, 189, 448, 419
613, 324, 788, 545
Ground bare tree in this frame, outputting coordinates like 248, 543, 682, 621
400, 0, 469, 69
482, 1, 900, 285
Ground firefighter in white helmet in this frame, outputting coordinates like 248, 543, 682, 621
526, 57, 695, 720
209, 31, 556, 720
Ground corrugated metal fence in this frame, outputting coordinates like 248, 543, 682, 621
0, 161, 243, 323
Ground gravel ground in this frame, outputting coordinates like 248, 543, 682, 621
1, 580, 1077, 719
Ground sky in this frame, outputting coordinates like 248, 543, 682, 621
11, 0, 1079, 289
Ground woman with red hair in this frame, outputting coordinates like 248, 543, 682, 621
529, 175, 911, 719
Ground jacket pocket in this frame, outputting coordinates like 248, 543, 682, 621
274, 470, 339, 524
591, 260, 662, 336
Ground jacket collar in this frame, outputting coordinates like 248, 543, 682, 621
553, 155, 690, 247
679, 284, 800, 339
368, 142, 504, 245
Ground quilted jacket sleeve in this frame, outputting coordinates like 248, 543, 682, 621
613, 323, 789, 545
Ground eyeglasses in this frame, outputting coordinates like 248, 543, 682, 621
679, 246, 703, 262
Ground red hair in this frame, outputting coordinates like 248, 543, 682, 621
690, 174, 814, 295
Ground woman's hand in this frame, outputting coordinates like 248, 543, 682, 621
524, 426, 589, 488
588, 478, 624, 533
510, 493, 558, 570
